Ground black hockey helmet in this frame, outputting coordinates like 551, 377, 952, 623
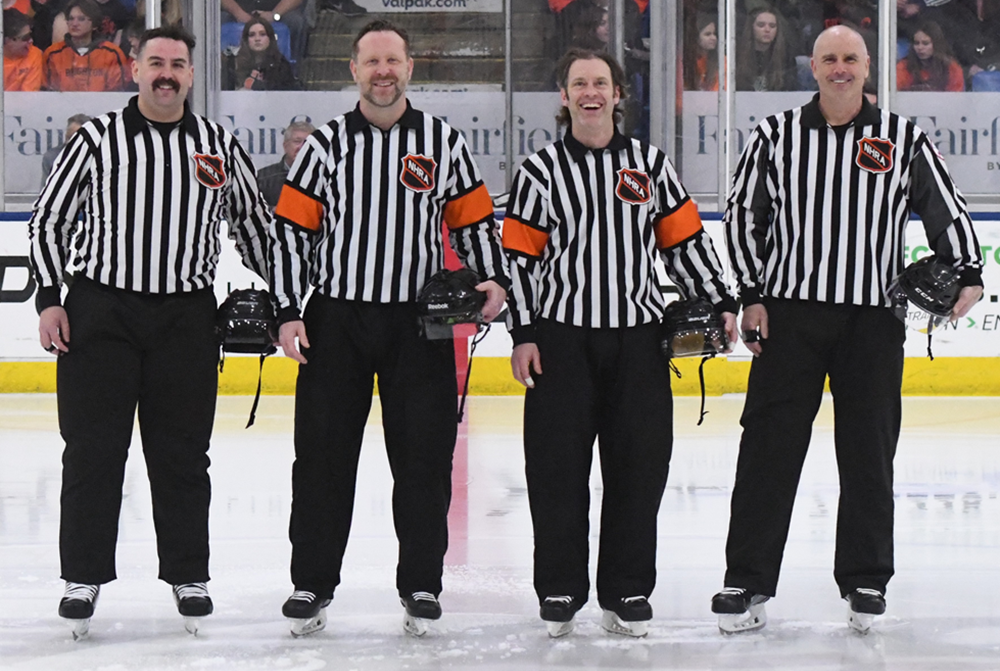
888, 255, 960, 334
661, 297, 729, 358
216, 288, 278, 355
417, 268, 486, 340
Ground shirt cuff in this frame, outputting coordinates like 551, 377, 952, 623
739, 287, 763, 307
35, 285, 62, 314
958, 267, 983, 287
714, 296, 740, 316
510, 324, 536, 346
276, 305, 302, 326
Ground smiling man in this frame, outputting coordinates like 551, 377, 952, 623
711, 25, 984, 634
27, 25, 271, 639
502, 48, 738, 639
269, 19, 508, 637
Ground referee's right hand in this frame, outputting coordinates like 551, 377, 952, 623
279, 320, 309, 364
39, 306, 70, 355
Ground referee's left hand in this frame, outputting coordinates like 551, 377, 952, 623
952, 285, 984, 320
476, 280, 507, 323
39, 306, 70, 355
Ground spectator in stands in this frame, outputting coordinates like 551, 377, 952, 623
4, 9, 43, 91
897, 21, 964, 91
30, 0, 69, 52
135, 0, 183, 26
256, 120, 314, 210
568, 3, 608, 51
221, 0, 308, 65
684, 13, 719, 90
736, 5, 798, 90
42, 0, 128, 91
93, 0, 133, 46
223, 16, 301, 91
41, 113, 91, 189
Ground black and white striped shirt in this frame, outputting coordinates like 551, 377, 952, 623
269, 102, 508, 322
503, 130, 737, 344
28, 96, 271, 311
725, 94, 983, 307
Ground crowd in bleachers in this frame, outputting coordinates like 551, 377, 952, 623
5, 1, 1000, 94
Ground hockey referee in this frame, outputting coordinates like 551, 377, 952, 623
710, 26, 984, 634
269, 20, 508, 636
503, 48, 738, 638
27, 25, 271, 637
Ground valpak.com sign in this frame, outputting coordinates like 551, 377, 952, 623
357, 0, 501, 11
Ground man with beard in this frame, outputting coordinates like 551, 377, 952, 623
269, 19, 508, 637
27, 24, 271, 639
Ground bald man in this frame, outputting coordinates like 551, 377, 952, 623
711, 26, 983, 634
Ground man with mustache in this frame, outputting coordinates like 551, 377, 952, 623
27, 24, 271, 639
269, 19, 508, 637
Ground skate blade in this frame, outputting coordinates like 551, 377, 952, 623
546, 619, 575, 638
848, 610, 875, 634
183, 616, 207, 636
66, 617, 91, 641
718, 603, 767, 634
403, 613, 430, 637
289, 608, 327, 637
600, 610, 648, 638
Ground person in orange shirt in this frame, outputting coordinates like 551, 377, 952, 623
42, 0, 128, 92
684, 13, 720, 91
3, 9, 43, 91
896, 21, 965, 92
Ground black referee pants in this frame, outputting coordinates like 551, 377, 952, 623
58, 277, 218, 586
524, 320, 673, 608
724, 298, 905, 598
288, 297, 457, 600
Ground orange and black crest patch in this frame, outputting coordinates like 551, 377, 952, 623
615, 168, 652, 204
400, 154, 437, 192
855, 137, 895, 174
193, 153, 226, 189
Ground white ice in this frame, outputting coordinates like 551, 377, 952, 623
2, 394, 999, 670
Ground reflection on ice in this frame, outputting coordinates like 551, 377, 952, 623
1, 395, 999, 670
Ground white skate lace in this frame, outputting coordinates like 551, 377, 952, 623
64, 582, 99, 602
173, 583, 209, 600
288, 590, 319, 603
854, 588, 883, 597
411, 591, 437, 603
718, 587, 747, 596
623, 596, 647, 604
544, 595, 573, 604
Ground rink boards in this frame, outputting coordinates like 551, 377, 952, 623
1, 212, 999, 395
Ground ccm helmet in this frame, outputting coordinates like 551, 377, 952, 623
888, 255, 960, 334
216, 288, 278, 355
418, 268, 486, 340
661, 297, 729, 358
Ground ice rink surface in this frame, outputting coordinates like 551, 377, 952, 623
1, 393, 999, 671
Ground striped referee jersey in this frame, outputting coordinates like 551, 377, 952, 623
269, 102, 508, 322
725, 94, 983, 307
502, 130, 737, 343
28, 97, 271, 311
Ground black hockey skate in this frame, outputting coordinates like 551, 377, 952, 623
283, 590, 332, 637
600, 596, 652, 637
845, 588, 885, 634
712, 587, 769, 633
172, 583, 213, 635
400, 591, 441, 637
59, 582, 100, 640
540, 595, 583, 638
